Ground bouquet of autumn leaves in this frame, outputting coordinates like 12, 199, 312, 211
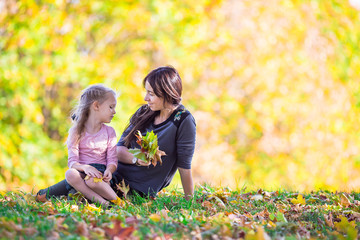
128, 130, 166, 167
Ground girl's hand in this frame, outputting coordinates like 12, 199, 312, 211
103, 169, 112, 182
83, 165, 102, 179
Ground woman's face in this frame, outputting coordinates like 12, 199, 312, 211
144, 81, 164, 111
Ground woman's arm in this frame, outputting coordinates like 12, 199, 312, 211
116, 146, 135, 164
175, 112, 196, 200
116, 146, 150, 166
178, 167, 194, 200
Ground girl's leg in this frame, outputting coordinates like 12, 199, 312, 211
85, 178, 118, 201
65, 169, 109, 206
37, 180, 69, 199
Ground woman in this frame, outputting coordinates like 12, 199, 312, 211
37, 66, 196, 200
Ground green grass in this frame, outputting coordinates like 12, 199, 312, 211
1, 186, 360, 239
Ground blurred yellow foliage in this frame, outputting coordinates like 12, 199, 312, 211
0, 0, 360, 192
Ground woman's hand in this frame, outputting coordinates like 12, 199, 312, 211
136, 159, 151, 167
117, 146, 151, 166
103, 168, 113, 182
82, 165, 102, 179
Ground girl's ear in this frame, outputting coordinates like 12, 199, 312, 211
92, 101, 100, 111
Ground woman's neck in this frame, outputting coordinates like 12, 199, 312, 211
155, 105, 178, 124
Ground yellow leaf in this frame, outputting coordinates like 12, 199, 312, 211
291, 194, 306, 205
93, 177, 103, 183
267, 221, 277, 228
142, 201, 153, 207
110, 197, 125, 207
149, 214, 161, 222
86, 204, 102, 213
334, 216, 358, 238
245, 227, 271, 240
84, 175, 103, 183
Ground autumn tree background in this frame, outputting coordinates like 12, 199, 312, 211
1, 0, 360, 192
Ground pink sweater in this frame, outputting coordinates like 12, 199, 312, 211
67, 124, 118, 169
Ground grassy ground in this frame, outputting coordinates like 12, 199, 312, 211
1, 185, 360, 239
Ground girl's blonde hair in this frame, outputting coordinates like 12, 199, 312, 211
69, 84, 116, 144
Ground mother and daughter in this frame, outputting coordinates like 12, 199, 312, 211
37, 66, 196, 207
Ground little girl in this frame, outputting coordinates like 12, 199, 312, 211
65, 84, 119, 207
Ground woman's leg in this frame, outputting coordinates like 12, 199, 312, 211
37, 180, 69, 199
65, 169, 109, 206
85, 178, 118, 201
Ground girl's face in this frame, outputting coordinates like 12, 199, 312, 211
98, 93, 117, 123
144, 81, 165, 111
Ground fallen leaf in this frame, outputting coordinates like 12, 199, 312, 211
246, 226, 271, 240
250, 194, 263, 201
110, 197, 125, 207
125, 216, 138, 225
324, 213, 334, 227
340, 193, 351, 207
334, 216, 358, 238
91, 227, 105, 238
291, 194, 306, 205
2, 230, 15, 239
159, 209, 170, 221
70, 205, 79, 212
104, 220, 135, 239
47, 230, 60, 240
84, 175, 103, 183
142, 201, 153, 207
201, 200, 213, 209
22, 227, 38, 236
85, 203, 102, 213
76, 221, 89, 237
149, 213, 161, 222
36, 193, 48, 203
116, 179, 130, 199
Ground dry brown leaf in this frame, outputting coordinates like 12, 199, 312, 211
91, 227, 106, 238
340, 193, 351, 207
2, 230, 15, 239
36, 193, 48, 203
201, 200, 213, 209
324, 213, 334, 227
104, 220, 135, 239
76, 221, 89, 237
22, 227, 38, 236
116, 179, 130, 199
47, 230, 60, 240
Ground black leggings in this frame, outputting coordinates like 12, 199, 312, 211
37, 179, 69, 198
37, 179, 147, 199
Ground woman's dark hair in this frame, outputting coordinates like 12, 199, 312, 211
123, 66, 182, 147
